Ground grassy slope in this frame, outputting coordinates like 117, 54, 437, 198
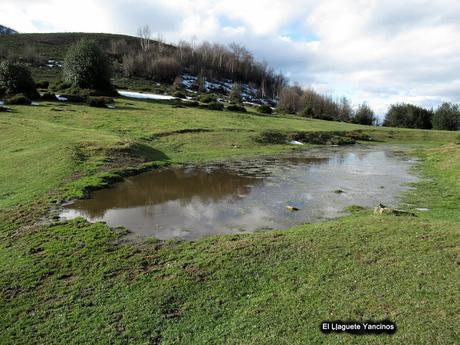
0, 32, 167, 85
0, 98, 459, 344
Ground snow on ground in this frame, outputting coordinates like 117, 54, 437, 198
118, 90, 175, 100
288, 140, 304, 145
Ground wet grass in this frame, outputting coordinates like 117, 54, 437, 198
0, 98, 459, 344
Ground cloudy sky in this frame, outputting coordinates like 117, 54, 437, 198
2, 0, 460, 116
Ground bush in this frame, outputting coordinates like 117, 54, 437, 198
207, 101, 224, 111
226, 104, 246, 112
5, 93, 32, 105
383, 103, 433, 129
185, 100, 199, 107
36, 80, 50, 89
200, 94, 217, 104
63, 39, 114, 94
41, 92, 57, 101
300, 106, 314, 118
256, 130, 288, 144
432, 103, 460, 131
172, 91, 186, 99
0, 61, 39, 99
258, 104, 273, 114
229, 83, 242, 104
87, 96, 113, 108
352, 104, 376, 125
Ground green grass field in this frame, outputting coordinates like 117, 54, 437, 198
0, 97, 459, 344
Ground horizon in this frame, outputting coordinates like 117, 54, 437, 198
2, 0, 460, 118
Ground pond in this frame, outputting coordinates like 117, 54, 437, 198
60, 146, 418, 240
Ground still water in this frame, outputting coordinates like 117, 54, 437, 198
60, 146, 418, 240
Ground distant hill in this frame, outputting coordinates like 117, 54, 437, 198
0, 32, 141, 60
0, 25, 18, 35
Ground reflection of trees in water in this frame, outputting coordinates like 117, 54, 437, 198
68, 167, 263, 218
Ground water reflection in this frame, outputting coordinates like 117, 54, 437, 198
61, 146, 418, 240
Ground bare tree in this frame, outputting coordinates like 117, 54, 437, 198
137, 25, 151, 52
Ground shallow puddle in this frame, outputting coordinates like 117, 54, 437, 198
61, 145, 418, 240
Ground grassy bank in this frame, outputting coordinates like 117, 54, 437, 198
0, 98, 459, 344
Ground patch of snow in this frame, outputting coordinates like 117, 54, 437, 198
118, 90, 175, 100
56, 95, 68, 101
415, 208, 429, 211
288, 140, 304, 145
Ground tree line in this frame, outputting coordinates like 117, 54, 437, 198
108, 25, 287, 99
383, 103, 459, 131
276, 85, 377, 125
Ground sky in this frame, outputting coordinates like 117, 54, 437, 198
2, 0, 460, 117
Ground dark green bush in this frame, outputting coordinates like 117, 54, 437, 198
383, 103, 433, 129
87, 96, 114, 107
301, 106, 314, 117
0, 61, 39, 99
5, 93, 32, 105
227, 104, 246, 112
62, 39, 115, 94
199, 94, 217, 104
258, 104, 273, 114
432, 103, 460, 131
185, 100, 199, 107
256, 130, 288, 144
41, 92, 57, 101
173, 91, 186, 99
352, 104, 376, 125
207, 101, 224, 111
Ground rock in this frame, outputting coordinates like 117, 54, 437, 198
286, 205, 299, 211
374, 204, 416, 216
334, 189, 345, 194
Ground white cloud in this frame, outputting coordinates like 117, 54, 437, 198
2, 0, 460, 117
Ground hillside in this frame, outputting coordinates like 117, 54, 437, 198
0, 25, 17, 35
0, 32, 285, 103
0, 32, 140, 60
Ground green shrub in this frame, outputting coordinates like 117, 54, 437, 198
87, 96, 113, 108
432, 103, 460, 131
229, 83, 242, 104
255, 130, 288, 144
5, 93, 32, 105
199, 94, 217, 104
352, 104, 376, 126
185, 100, 199, 107
227, 104, 246, 112
173, 91, 186, 99
258, 104, 273, 114
301, 106, 314, 117
0, 61, 39, 99
207, 101, 224, 111
63, 39, 115, 94
41, 92, 57, 101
